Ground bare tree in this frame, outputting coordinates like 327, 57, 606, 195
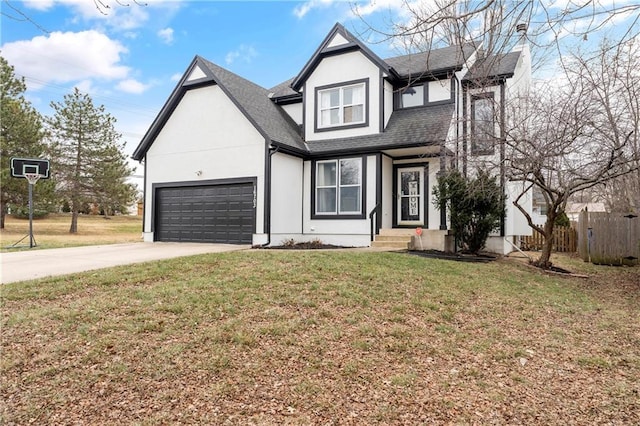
572, 40, 640, 214
504, 39, 639, 268
355, 0, 640, 64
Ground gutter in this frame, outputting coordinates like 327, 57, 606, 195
258, 143, 280, 248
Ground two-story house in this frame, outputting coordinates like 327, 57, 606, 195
132, 23, 532, 253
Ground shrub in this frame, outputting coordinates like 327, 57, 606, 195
433, 169, 505, 254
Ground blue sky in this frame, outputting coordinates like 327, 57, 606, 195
2, 0, 638, 175
1, 0, 410, 166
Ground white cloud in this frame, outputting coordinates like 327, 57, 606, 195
170, 72, 183, 82
1, 30, 130, 89
116, 78, 150, 94
20, 0, 183, 31
225, 45, 258, 65
157, 27, 174, 45
293, 0, 345, 19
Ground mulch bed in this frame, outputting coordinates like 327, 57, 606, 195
406, 249, 499, 263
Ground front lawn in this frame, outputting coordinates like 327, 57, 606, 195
1, 251, 638, 424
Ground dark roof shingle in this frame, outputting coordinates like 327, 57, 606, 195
463, 51, 521, 81
307, 103, 454, 154
199, 58, 307, 153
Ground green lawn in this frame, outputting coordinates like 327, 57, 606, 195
2, 250, 639, 424
1, 213, 142, 250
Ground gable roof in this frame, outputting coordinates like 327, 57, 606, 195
304, 102, 454, 155
270, 42, 480, 103
463, 51, 521, 82
290, 23, 400, 91
385, 43, 478, 79
132, 56, 306, 161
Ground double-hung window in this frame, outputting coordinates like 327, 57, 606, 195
317, 81, 366, 129
471, 93, 496, 155
315, 158, 363, 216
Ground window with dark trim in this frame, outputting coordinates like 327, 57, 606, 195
400, 84, 424, 108
315, 79, 368, 131
471, 93, 496, 155
313, 157, 365, 218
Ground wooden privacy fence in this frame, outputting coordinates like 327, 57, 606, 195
577, 211, 640, 266
520, 226, 577, 252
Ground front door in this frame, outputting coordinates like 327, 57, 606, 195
397, 167, 424, 226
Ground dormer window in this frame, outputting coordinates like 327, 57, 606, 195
316, 79, 368, 131
400, 84, 424, 108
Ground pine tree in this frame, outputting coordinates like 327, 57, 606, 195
0, 56, 54, 228
47, 88, 134, 233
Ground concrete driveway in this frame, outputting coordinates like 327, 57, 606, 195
1, 242, 249, 284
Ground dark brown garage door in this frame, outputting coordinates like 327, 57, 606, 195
155, 182, 255, 244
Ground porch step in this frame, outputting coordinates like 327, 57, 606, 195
371, 229, 413, 249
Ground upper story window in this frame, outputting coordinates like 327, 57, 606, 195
316, 79, 368, 131
471, 93, 496, 155
400, 84, 424, 108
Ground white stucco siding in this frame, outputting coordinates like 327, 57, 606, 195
143, 84, 266, 235
281, 102, 303, 125
429, 79, 452, 102
426, 159, 441, 230
505, 181, 533, 236
271, 152, 303, 234
382, 155, 393, 229
506, 43, 531, 98
304, 51, 381, 141
384, 80, 394, 129
299, 155, 378, 246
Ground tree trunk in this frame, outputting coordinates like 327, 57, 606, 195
534, 215, 556, 269
1, 201, 5, 229
70, 210, 78, 234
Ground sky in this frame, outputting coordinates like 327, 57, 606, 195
1, 0, 638, 184
1, 0, 413, 178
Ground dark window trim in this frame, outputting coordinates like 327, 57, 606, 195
470, 91, 496, 156
151, 177, 257, 236
392, 162, 429, 228
311, 155, 367, 220
314, 78, 369, 133
395, 78, 456, 110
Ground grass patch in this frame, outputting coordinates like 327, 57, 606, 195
1, 213, 142, 250
2, 250, 639, 424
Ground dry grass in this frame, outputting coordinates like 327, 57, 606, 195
2, 250, 639, 425
1, 214, 142, 250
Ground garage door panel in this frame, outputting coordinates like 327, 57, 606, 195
155, 182, 255, 244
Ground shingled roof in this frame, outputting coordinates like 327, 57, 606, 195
132, 56, 306, 161
463, 51, 521, 82
306, 103, 454, 155
198, 58, 306, 153
384, 42, 478, 78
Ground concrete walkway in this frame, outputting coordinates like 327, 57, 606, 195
1, 242, 249, 284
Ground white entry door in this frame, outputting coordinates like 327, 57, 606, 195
397, 167, 424, 226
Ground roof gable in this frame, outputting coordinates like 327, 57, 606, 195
291, 23, 399, 91
132, 56, 305, 161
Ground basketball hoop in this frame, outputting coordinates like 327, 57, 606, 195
24, 173, 41, 185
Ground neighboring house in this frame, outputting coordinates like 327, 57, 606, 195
132, 23, 532, 254
565, 202, 606, 222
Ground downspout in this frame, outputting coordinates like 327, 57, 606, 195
453, 74, 460, 170
500, 81, 506, 237
142, 157, 147, 237
259, 143, 280, 248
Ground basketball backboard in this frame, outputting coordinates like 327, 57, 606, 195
10, 157, 50, 179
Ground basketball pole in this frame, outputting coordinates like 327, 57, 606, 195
28, 179, 35, 248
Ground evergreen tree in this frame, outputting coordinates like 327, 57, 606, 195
0, 56, 55, 228
47, 88, 134, 233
